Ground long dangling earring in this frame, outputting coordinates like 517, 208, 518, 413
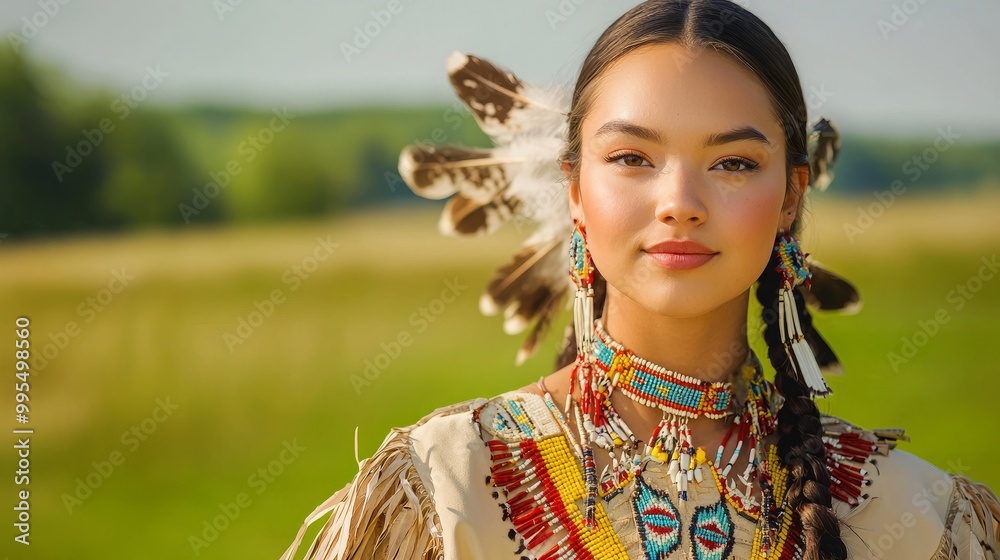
568, 218, 596, 414
569, 218, 601, 530
773, 228, 831, 397
569, 219, 596, 353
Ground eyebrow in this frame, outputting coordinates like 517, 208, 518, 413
705, 126, 773, 148
593, 119, 772, 148
594, 120, 666, 144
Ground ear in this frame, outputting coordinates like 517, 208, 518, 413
563, 160, 585, 223
781, 165, 809, 230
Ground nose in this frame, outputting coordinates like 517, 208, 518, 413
653, 161, 708, 226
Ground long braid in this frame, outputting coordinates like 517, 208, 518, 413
757, 244, 848, 560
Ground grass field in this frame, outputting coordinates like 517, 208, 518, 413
1, 190, 998, 559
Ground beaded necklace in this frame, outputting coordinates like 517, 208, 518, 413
572, 318, 783, 556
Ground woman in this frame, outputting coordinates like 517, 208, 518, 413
280, 1, 1000, 558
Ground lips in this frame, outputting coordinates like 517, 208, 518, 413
644, 239, 718, 255
643, 239, 718, 270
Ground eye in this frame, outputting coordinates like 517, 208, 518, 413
604, 150, 652, 168
712, 157, 759, 173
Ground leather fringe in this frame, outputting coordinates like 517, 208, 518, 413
934, 474, 1000, 559
279, 406, 462, 560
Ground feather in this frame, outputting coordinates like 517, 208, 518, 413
800, 258, 862, 314
397, 145, 500, 201
400, 140, 567, 237
807, 117, 841, 192
938, 474, 1000, 559
802, 321, 843, 376
516, 290, 567, 366
438, 192, 520, 237
446, 51, 565, 139
797, 256, 859, 375
502, 283, 549, 333
396, 51, 573, 365
482, 237, 566, 318
481, 236, 570, 364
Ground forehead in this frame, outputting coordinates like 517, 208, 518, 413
583, 42, 781, 143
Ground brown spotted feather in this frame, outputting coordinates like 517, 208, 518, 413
438, 192, 520, 237
800, 258, 862, 314
807, 117, 841, 192
446, 51, 531, 136
397, 145, 501, 201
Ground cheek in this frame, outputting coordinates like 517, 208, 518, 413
726, 194, 780, 231
717, 187, 785, 266
577, 166, 647, 277
578, 164, 645, 239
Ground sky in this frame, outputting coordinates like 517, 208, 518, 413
3, 0, 999, 138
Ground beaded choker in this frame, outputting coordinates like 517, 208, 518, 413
593, 319, 734, 419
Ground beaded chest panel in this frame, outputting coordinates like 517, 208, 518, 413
470, 391, 893, 560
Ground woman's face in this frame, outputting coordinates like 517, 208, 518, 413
568, 42, 806, 319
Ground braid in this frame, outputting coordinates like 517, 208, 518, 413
757, 247, 848, 560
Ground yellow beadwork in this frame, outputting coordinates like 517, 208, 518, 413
536, 436, 630, 559
651, 441, 668, 462
749, 444, 795, 559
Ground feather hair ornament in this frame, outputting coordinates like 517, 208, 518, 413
398, 51, 860, 367
806, 117, 841, 193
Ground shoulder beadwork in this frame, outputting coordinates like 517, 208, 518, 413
470, 391, 632, 558
820, 413, 909, 513
470, 390, 568, 443
822, 414, 1000, 558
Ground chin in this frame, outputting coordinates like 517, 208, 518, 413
632, 293, 719, 319
657, 301, 718, 319
637, 281, 752, 318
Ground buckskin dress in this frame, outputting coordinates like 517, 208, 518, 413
280, 384, 1000, 560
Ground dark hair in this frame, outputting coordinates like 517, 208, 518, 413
553, 1, 846, 558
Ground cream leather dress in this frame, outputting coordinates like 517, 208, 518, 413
280, 389, 1000, 560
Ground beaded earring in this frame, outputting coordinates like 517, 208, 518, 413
773, 228, 831, 397
568, 218, 602, 529
569, 219, 596, 349
568, 217, 596, 414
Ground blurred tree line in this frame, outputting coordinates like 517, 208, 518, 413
0, 44, 997, 240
